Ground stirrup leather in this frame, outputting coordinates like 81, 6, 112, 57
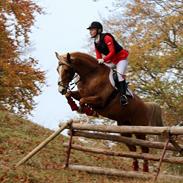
120, 95, 128, 105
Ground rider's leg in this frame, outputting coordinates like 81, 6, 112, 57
116, 59, 128, 82
104, 62, 115, 69
116, 59, 128, 105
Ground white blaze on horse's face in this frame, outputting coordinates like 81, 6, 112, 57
55, 52, 75, 95
57, 63, 66, 94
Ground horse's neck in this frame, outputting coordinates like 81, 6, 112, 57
73, 58, 101, 78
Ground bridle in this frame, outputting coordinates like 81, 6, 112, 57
57, 57, 80, 93
57, 52, 103, 93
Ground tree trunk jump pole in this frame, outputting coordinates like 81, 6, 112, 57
154, 130, 170, 182
15, 120, 72, 167
64, 121, 73, 168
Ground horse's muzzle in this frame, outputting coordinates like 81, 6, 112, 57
58, 86, 67, 95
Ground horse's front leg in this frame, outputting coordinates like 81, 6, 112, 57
65, 90, 81, 101
80, 95, 105, 108
65, 91, 81, 111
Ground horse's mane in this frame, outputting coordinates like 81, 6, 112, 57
71, 52, 98, 65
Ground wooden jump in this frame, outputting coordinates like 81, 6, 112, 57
16, 121, 183, 182
63, 122, 183, 182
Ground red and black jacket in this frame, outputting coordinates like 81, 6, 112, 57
94, 33, 129, 64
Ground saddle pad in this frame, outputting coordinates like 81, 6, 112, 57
109, 69, 133, 97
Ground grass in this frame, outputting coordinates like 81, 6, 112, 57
0, 110, 182, 183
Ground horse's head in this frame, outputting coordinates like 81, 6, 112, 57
55, 52, 75, 95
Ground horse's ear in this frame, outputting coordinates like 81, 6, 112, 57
67, 53, 71, 62
55, 52, 61, 60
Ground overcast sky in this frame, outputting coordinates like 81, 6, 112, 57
29, 0, 113, 129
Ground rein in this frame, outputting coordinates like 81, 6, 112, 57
57, 58, 80, 92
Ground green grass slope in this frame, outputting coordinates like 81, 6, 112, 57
0, 110, 182, 183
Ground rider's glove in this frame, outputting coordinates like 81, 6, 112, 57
97, 58, 104, 64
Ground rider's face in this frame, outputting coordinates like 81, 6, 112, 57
89, 28, 97, 38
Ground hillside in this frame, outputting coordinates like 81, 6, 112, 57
0, 110, 182, 183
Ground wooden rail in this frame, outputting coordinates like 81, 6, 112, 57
63, 123, 183, 135
63, 143, 183, 164
72, 130, 183, 151
68, 164, 183, 181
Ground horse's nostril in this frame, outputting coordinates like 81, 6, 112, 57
61, 89, 67, 95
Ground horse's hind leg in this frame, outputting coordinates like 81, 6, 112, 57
120, 133, 139, 171
135, 134, 149, 172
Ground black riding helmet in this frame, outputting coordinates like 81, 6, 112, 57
87, 21, 103, 33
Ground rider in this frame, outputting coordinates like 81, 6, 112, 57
87, 21, 129, 105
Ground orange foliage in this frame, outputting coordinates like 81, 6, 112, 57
103, 0, 183, 124
0, 0, 45, 115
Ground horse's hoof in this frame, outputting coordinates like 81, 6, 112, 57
143, 164, 149, 172
93, 111, 99, 117
133, 166, 139, 171
133, 160, 139, 171
79, 99, 85, 106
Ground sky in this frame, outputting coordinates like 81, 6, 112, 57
29, 0, 113, 130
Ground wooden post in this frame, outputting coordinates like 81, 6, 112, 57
154, 138, 170, 182
64, 121, 73, 168
15, 121, 71, 167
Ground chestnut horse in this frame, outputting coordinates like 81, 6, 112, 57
55, 51, 163, 172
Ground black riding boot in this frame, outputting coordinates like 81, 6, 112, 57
118, 80, 128, 106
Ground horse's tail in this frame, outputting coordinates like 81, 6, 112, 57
145, 102, 164, 127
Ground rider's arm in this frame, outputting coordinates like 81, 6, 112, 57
103, 35, 115, 63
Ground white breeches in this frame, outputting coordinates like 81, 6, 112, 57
104, 59, 128, 81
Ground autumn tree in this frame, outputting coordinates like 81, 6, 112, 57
0, 0, 45, 115
100, 0, 183, 124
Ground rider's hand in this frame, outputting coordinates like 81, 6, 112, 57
97, 59, 104, 64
